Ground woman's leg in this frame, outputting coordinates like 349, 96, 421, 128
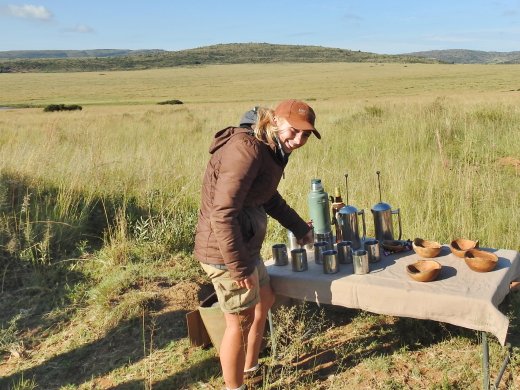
220, 307, 255, 389
244, 282, 275, 370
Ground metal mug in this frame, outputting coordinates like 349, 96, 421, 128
314, 241, 328, 265
353, 249, 370, 275
315, 231, 334, 250
336, 241, 353, 264
287, 230, 300, 251
364, 240, 381, 263
322, 249, 340, 274
272, 243, 288, 266
291, 248, 308, 272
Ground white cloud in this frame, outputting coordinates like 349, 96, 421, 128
7, 4, 53, 21
65, 24, 94, 33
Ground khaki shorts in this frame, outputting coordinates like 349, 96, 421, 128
200, 260, 270, 314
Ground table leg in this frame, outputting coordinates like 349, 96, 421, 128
481, 332, 514, 390
268, 309, 277, 360
482, 331, 489, 390
494, 343, 512, 389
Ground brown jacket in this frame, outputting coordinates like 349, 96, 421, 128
194, 127, 310, 279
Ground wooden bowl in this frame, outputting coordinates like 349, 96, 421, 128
382, 240, 406, 252
464, 249, 498, 272
412, 238, 442, 258
406, 260, 442, 282
449, 238, 479, 258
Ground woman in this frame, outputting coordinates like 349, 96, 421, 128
194, 99, 319, 390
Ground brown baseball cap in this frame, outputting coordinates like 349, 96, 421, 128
274, 99, 321, 139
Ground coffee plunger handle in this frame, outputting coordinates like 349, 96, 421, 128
376, 170, 382, 203
344, 173, 349, 205
359, 209, 367, 241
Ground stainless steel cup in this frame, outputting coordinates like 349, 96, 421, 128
291, 248, 308, 272
315, 231, 334, 249
322, 249, 339, 274
314, 241, 328, 265
287, 230, 300, 251
353, 249, 369, 275
364, 240, 381, 263
272, 243, 288, 266
337, 241, 353, 264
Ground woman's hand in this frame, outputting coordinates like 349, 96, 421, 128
236, 272, 258, 290
297, 229, 314, 246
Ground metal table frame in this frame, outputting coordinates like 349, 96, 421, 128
482, 332, 513, 390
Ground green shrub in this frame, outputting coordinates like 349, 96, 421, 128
43, 104, 82, 112
157, 99, 183, 105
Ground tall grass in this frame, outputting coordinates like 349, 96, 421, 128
1, 98, 518, 257
1, 66, 518, 302
275, 97, 520, 251
0, 63, 519, 388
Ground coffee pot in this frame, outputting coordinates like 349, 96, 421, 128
336, 173, 366, 249
371, 171, 402, 242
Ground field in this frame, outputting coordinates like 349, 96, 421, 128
0, 62, 519, 389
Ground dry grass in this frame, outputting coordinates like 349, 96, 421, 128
0, 62, 519, 389
1, 62, 520, 107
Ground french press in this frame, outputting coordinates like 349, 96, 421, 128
336, 173, 366, 249
371, 171, 402, 242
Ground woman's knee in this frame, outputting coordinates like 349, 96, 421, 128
224, 308, 255, 331
263, 284, 276, 305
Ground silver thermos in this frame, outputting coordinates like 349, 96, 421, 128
371, 171, 402, 242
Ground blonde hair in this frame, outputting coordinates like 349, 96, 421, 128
252, 107, 278, 144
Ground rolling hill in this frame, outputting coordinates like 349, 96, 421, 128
0, 49, 164, 60
0, 43, 439, 73
2, 44, 518, 73
404, 49, 520, 64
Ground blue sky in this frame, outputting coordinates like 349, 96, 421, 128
0, 1, 519, 54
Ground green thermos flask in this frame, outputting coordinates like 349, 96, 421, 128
308, 179, 333, 248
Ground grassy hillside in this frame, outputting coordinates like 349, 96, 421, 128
0, 63, 519, 389
406, 49, 520, 64
0, 43, 439, 73
0, 49, 164, 60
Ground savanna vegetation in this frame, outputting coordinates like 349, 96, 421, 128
0, 62, 519, 389
405, 49, 520, 64
0, 43, 440, 74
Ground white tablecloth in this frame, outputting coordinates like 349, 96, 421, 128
266, 245, 520, 345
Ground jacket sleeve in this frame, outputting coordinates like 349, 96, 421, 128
209, 136, 261, 280
264, 191, 310, 239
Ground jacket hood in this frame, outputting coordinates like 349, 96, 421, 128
209, 127, 252, 154
208, 126, 288, 165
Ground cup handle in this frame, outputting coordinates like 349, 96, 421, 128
392, 208, 402, 240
